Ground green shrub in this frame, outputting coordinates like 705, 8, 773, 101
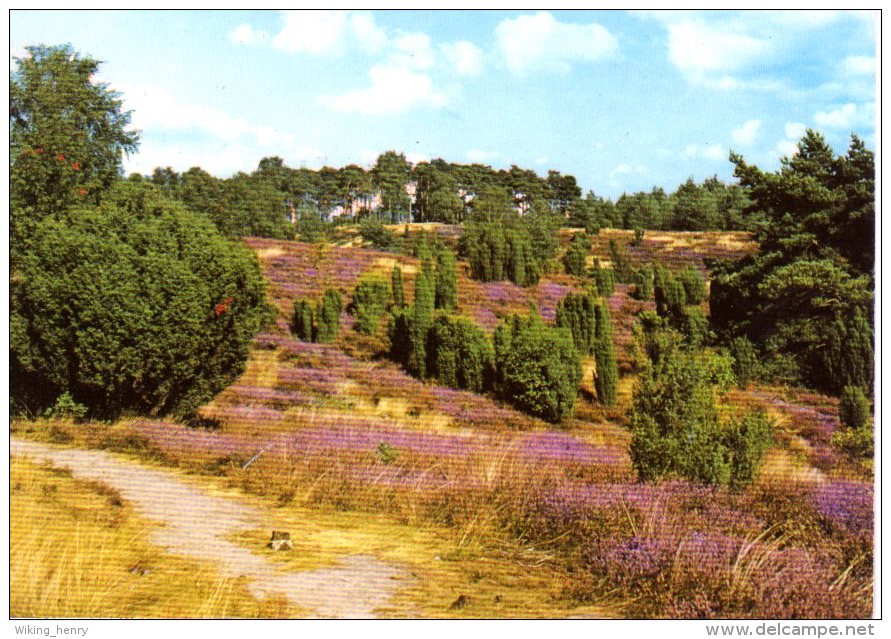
315, 289, 342, 343
359, 217, 399, 251
595, 268, 616, 298
678, 266, 707, 305
729, 336, 759, 389
678, 306, 711, 346
426, 315, 495, 393
833, 426, 874, 460
555, 292, 597, 355
391, 266, 405, 309
44, 392, 88, 423
838, 386, 871, 430
494, 310, 582, 422
376, 442, 399, 464
351, 277, 391, 335
434, 247, 458, 311
10, 182, 272, 419
563, 233, 590, 276
629, 339, 770, 487
593, 303, 618, 407
290, 300, 315, 341
631, 265, 654, 300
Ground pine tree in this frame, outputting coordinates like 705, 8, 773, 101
593, 302, 618, 407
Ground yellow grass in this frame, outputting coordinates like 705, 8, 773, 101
10, 457, 294, 618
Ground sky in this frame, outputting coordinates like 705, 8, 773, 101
9, 8, 879, 199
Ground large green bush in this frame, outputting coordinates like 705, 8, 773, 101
10, 182, 272, 419
838, 386, 871, 431
350, 276, 391, 335
494, 311, 582, 422
426, 315, 495, 393
628, 334, 772, 487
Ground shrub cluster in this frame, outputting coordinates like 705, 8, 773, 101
290, 289, 342, 343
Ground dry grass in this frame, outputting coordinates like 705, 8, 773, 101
10, 457, 293, 618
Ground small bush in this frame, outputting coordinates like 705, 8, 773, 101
838, 386, 870, 430
45, 392, 87, 422
315, 289, 342, 343
595, 268, 616, 298
376, 442, 399, 464
359, 217, 399, 251
563, 233, 591, 276
677, 266, 707, 305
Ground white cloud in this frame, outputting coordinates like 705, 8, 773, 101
441, 41, 484, 76
667, 20, 769, 76
684, 143, 727, 161
495, 11, 617, 76
229, 24, 267, 46
609, 163, 647, 188
814, 103, 857, 129
776, 138, 799, 158
121, 84, 295, 151
389, 32, 435, 70
841, 55, 875, 76
784, 121, 808, 140
320, 65, 446, 115
467, 149, 502, 163
535, 156, 549, 166
404, 152, 429, 165
271, 10, 386, 56
731, 119, 762, 145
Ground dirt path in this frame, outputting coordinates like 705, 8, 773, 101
10, 437, 408, 618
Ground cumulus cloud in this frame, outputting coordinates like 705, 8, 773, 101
271, 10, 386, 56
121, 84, 294, 149
495, 11, 617, 76
124, 142, 326, 178
668, 20, 769, 75
784, 121, 808, 140
389, 32, 435, 70
319, 65, 446, 115
731, 119, 762, 145
814, 103, 857, 128
229, 24, 267, 45
609, 163, 647, 188
684, 143, 727, 161
441, 40, 484, 76
841, 55, 875, 75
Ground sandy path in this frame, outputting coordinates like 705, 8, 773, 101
10, 437, 408, 618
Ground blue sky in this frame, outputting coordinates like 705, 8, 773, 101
10, 9, 878, 198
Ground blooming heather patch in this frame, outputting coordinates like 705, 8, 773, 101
518, 431, 625, 468
812, 480, 873, 543
128, 419, 260, 460
536, 280, 573, 322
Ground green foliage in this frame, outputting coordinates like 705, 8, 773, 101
391, 266, 406, 309
376, 442, 399, 465
678, 306, 711, 346
371, 151, 411, 223
832, 425, 874, 460
593, 303, 619, 407
351, 277, 391, 335
838, 386, 870, 431
10, 45, 139, 224
729, 336, 759, 389
654, 267, 687, 319
712, 131, 874, 396
555, 293, 597, 355
387, 309, 412, 367
426, 315, 495, 393
434, 248, 459, 311
494, 311, 582, 422
595, 267, 616, 299
290, 300, 315, 341
315, 289, 342, 343
563, 232, 591, 276
607, 239, 633, 282
44, 392, 88, 422
10, 182, 272, 419
628, 338, 771, 487
677, 266, 707, 305
631, 227, 645, 246
461, 222, 540, 286
359, 217, 399, 251
631, 265, 654, 300
408, 259, 437, 377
